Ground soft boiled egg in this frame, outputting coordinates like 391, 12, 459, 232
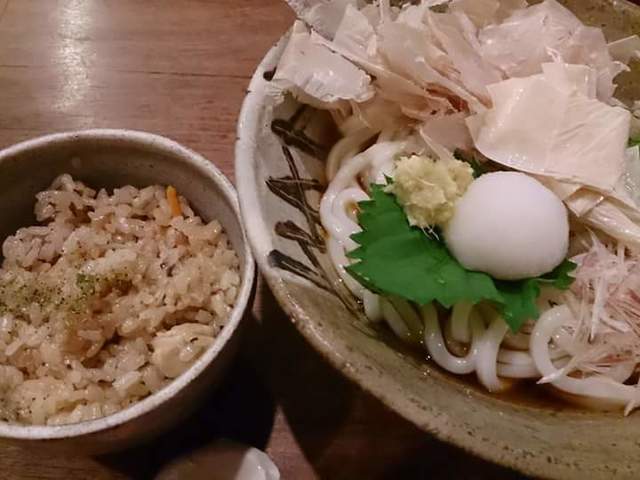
444, 172, 569, 281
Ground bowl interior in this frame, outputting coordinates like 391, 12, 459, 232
0, 130, 253, 441
0, 131, 246, 264
236, 2, 640, 479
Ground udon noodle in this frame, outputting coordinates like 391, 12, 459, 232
321, 115, 640, 411
272, 0, 640, 413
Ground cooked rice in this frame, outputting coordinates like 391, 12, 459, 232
0, 174, 240, 425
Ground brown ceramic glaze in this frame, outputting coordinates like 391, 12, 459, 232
235, 2, 640, 478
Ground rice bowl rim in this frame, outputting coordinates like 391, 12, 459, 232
0, 129, 255, 440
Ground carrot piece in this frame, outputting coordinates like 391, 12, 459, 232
166, 186, 182, 217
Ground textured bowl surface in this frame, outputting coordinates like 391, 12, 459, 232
235, 2, 640, 478
0, 129, 255, 453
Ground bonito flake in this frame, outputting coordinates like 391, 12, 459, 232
467, 63, 630, 192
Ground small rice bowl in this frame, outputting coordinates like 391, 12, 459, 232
0, 174, 240, 425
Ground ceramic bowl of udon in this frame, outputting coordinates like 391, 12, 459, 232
235, 1, 640, 478
0, 129, 255, 453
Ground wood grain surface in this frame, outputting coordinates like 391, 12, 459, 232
0, 1, 622, 479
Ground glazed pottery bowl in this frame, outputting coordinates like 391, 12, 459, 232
0, 129, 255, 454
235, 2, 640, 478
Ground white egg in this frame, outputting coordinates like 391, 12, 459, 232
444, 172, 569, 281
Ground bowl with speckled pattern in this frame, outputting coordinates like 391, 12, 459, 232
0, 129, 255, 453
235, 2, 640, 478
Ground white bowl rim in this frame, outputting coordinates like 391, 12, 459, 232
0, 128, 255, 439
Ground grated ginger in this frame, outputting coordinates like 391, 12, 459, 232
388, 154, 474, 228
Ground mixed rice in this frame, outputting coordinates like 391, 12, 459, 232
0, 174, 240, 425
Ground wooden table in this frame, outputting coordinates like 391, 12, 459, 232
0, 1, 559, 478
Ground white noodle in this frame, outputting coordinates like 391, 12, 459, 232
331, 187, 368, 249
363, 291, 384, 322
380, 297, 414, 344
321, 118, 640, 411
326, 128, 377, 181
320, 140, 408, 240
450, 302, 473, 343
530, 305, 640, 413
422, 303, 481, 375
390, 298, 424, 340
497, 349, 536, 366
475, 311, 510, 392
327, 237, 366, 299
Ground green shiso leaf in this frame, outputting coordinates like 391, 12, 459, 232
346, 184, 577, 332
